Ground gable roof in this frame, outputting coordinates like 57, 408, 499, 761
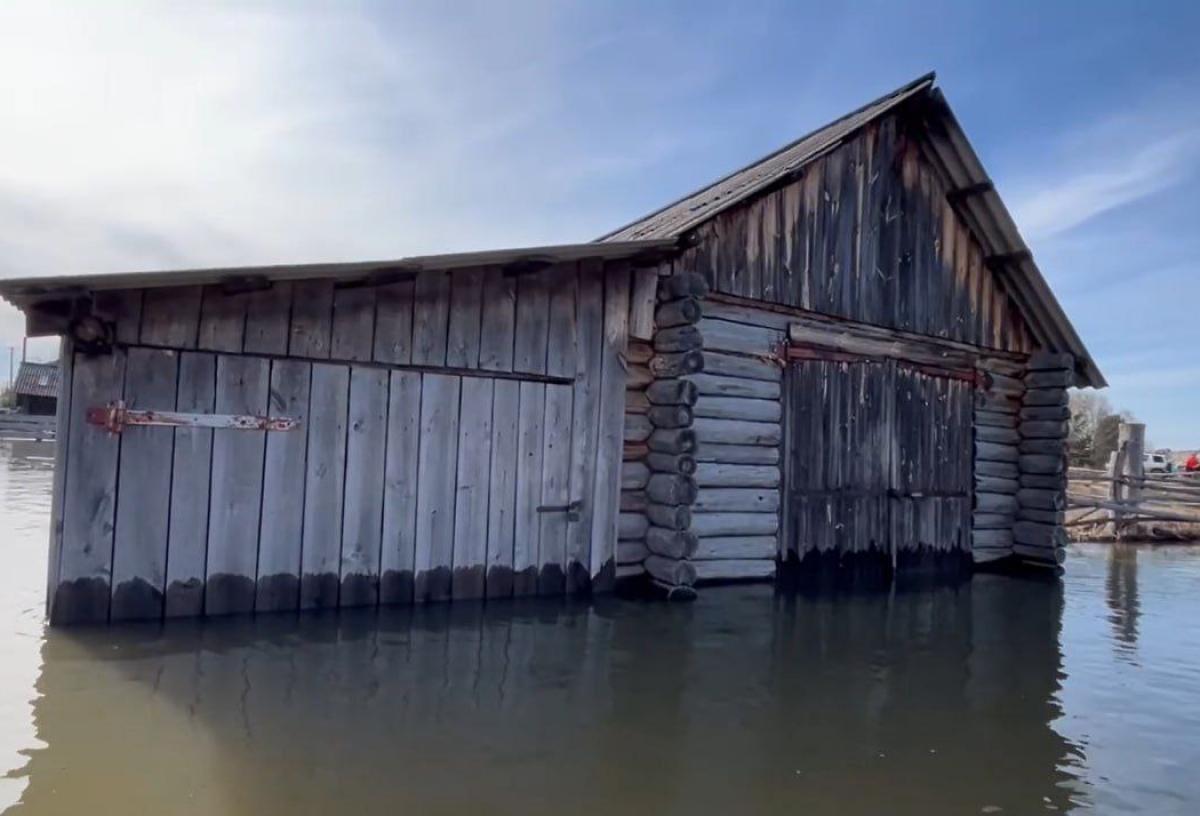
13, 361, 59, 399
598, 73, 1104, 389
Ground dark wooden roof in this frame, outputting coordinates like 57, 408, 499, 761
597, 73, 1104, 388
13, 361, 59, 398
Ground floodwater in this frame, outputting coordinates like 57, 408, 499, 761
2, 443, 1199, 814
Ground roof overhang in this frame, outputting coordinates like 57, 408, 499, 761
0, 238, 680, 316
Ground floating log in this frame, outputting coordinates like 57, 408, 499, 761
654, 325, 703, 353
972, 512, 1014, 530
690, 512, 780, 537
972, 528, 1013, 548
1024, 369, 1074, 388
1020, 404, 1070, 422
620, 490, 647, 513
650, 350, 705, 378
694, 463, 781, 488
655, 297, 702, 329
1020, 420, 1069, 440
1017, 488, 1065, 511
624, 390, 650, 415
975, 411, 1017, 429
1018, 507, 1064, 525
646, 452, 697, 475
976, 460, 1019, 480
647, 502, 692, 530
1014, 522, 1068, 548
693, 535, 776, 560
693, 488, 779, 513
648, 405, 693, 429
646, 527, 699, 559
975, 476, 1019, 494
1020, 473, 1063, 490
1020, 454, 1064, 475
618, 511, 649, 540
702, 351, 782, 382
627, 364, 653, 389
644, 555, 697, 586
1013, 544, 1066, 566
621, 461, 650, 491
693, 443, 780, 465
693, 396, 782, 423
1019, 438, 1064, 456
624, 414, 652, 443
623, 441, 649, 461
976, 441, 1019, 463
693, 417, 782, 446
626, 340, 654, 365
977, 426, 1020, 445
646, 378, 698, 406
646, 474, 698, 505
647, 428, 697, 455
1023, 388, 1068, 407
686, 373, 781, 400
1027, 351, 1075, 371
976, 492, 1018, 514
617, 539, 649, 565
693, 559, 775, 583
658, 272, 709, 301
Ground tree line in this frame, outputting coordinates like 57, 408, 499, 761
1068, 391, 1137, 468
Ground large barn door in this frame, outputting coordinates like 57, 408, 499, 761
784, 355, 973, 574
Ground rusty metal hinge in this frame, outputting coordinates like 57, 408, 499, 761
536, 498, 582, 522
86, 400, 300, 435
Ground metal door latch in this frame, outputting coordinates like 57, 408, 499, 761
86, 400, 300, 435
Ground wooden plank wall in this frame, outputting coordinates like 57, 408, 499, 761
676, 114, 1036, 356
47, 261, 632, 623
686, 299, 784, 582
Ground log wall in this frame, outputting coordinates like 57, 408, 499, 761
49, 261, 633, 624
1013, 352, 1072, 567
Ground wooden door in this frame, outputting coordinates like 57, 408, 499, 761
784, 358, 972, 571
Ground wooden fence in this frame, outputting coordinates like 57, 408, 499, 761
0, 414, 56, 441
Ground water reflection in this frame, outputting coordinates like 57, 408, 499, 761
10, 580, 1078, 815
1105, 546, 1140, 661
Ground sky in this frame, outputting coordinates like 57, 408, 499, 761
0, 0, 1197, 446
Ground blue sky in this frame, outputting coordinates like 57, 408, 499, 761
0, 1, 1197, 446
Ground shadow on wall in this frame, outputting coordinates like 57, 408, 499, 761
12, 581, 1081, 814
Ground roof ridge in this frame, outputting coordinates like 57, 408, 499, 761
596, 71, 936, 242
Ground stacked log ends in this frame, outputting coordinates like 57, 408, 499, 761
1014, 353, 1073, 568
619, 335, 656, 579
972, 363, 1022, 563
640, 271, 706, 598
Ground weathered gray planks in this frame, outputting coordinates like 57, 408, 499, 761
243, 282, 294, 356
452, 376, 494, 599
300, 363, 350, 609
197, 287, 247, 353
479, 268, 516, 372
693, 417, 782, 446
690, 512, 780, 537
702, 351, 782, 381
55, 350, 128, 624
165, 352, 215, 617
206, 355, 270, 615
694, 463, 781, 488
692, 488, 780, 513
331, 286, 377, 362
513, 380, 546, 596
255, 359, 310, 612
380, 371, 422, 604
412, 271, 452, 366
414, 373, 460, 602
289, 280, 335, 359
340, 367, 389, 606
110, 347, 178, 620
373, 279, 415, 365
140, 286, 202, 348
486, 379, 520, 597
566, 261, 605, 592
45, 339, 74, 619
693, 396, 782, 422
538, 382, 575, 594
446, 267, 484, 368
629, 267, 659, 341
693, 443, 780, 465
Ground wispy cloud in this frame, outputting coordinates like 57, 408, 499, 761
1010, 128, 1200, 241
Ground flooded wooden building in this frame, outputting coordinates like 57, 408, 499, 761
0, 73, 1102, 624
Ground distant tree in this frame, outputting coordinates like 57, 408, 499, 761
0, 387, 13, 409
1069, 391, 1111, 466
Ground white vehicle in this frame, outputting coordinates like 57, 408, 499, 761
1144, 453, 1169, 474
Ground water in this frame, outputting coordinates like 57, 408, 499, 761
2, 442, 1199, 814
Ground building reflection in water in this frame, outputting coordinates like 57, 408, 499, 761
1105, 545, 1141, 661
12, 577, 1081, 815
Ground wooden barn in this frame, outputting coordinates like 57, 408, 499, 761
0, 73, 1102, 624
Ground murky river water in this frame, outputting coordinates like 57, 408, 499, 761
2, 442, 1199, 814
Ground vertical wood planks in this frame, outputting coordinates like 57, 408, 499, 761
567, 262, 605, 592
331, 285, 377, 362
140, 286, 202, 348
511, 269, 551, 594
538, 270, 578, 593
197, 287, 247, 353
205, 355, 269, 615
412, 271, 451, 366
255, 359, 311, 612
452, 376, 494, 599
289, 280, 335, 359
479, 268, 516, 372
110, 347, 178, 620
165, 352, 215, 617
340, 367, 389, 606
243, 282, 294, 356
414, 373, 460, 602
486, 379, 520, 597
300, 363, 349, 609
380, 371, 422, 604
590, 266, 631, 589
94, 290, 142, 345
45, 338, 74, 619
373, 279, 415, 365
54, 349, 127, 624
446, 267, 484, 368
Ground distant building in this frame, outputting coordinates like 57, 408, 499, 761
13, 361, 59, 415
